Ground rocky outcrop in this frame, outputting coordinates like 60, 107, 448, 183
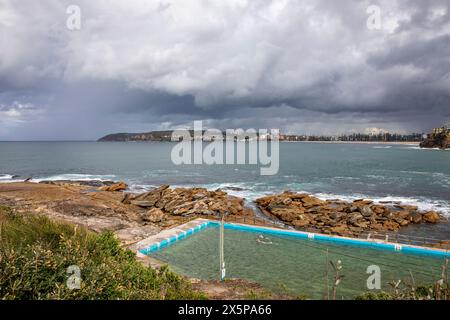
99, 181, 128, 192
39, 180, 116, 188
420, 131, 450, 149
423, 211, 440, 223
0, 182, 254, 245
256, 192, 442, 237
124, 185, 253, 218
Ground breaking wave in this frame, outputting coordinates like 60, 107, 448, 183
31, 173, 117, 183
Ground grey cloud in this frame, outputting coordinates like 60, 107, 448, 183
0, 0, 449, 140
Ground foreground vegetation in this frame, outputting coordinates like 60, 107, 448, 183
0, 206, 204, 300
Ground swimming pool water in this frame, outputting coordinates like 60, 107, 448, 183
150, 226, 447, 299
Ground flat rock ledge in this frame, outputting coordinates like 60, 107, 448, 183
256, 191, 443, 237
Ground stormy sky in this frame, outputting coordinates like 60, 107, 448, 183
0, 0, 449, 140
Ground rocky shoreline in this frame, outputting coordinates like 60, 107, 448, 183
256, 191, 442, 237
0, 181, 447, 245
0, 181, 254, 245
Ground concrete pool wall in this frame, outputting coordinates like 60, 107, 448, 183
136, 219, 450, 258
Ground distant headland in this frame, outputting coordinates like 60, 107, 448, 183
98, 131, 174, 142
420, 123, 450, 149
98, 130, 424, 143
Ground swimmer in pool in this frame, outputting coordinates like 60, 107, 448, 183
256, 234, 273, 245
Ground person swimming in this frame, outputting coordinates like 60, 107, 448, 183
256, 234, 273, 245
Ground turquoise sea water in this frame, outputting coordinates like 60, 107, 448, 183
151, 227, 446, 299
0, 141, 449, 238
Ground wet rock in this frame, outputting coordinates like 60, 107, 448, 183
423, 211, 440, 223
220, 186, 245, 192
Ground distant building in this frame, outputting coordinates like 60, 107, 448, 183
431, 123, 450, 137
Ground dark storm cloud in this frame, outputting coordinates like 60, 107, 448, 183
0, 0, 449, 140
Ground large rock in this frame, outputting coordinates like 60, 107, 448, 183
353, 199, 373, 206
329, 225, 352, 236
301, 196, 324, 207
130, 200, 156, 208
411, 213, 423, 224
292, 217, 311, 228
360, 206, 374, 217
99, 181, 128, 192
423, 211, 440, 223
382, 220, 400, 231
370, 205, 386, 215
142, 208, 166, 223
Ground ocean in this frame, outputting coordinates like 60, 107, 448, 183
1, 141, 449, 238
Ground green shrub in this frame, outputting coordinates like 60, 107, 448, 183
355, 292, 393, 300
0, 206, 205, 300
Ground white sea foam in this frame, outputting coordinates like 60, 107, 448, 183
405, 146, 449, 151
0, 174, 22, 183
312, 192, 450, 217
127, 183, 156, 193
372, 146, 392, 149
31, 174, 117, 183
